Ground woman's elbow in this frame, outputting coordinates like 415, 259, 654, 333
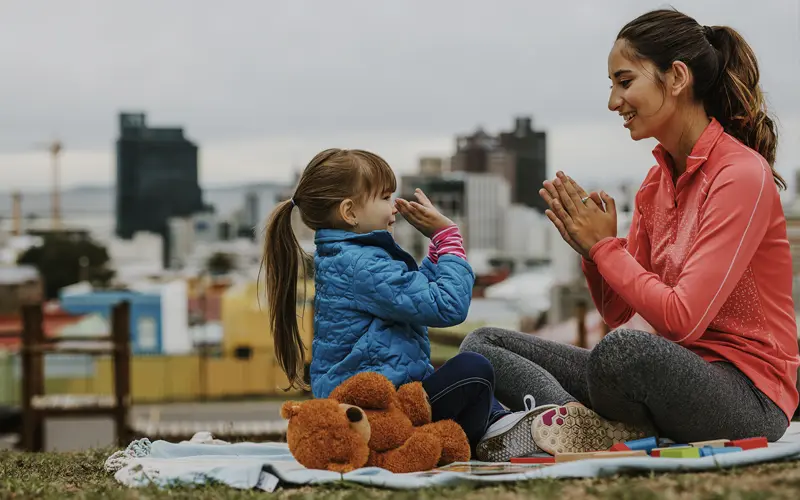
603, 308, 634, 329
659, 298, 705, 345
659, 313, 705, 346
662, 325, 703, 346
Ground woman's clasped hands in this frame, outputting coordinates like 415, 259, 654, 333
538, 172, 618, 259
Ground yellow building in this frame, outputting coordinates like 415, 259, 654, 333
220, 278, 315, 393
53, 277, 315, 403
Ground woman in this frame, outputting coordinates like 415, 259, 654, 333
461, 8, 799, 456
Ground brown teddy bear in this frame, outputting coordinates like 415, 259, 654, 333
281, 372, 470, 473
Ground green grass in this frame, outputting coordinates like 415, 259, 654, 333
1, 447, 800, 499
430, 341, 461, 361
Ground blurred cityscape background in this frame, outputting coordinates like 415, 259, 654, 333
0, 0, 797, 451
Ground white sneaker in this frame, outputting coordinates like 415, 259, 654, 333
531, 405, 650, 454
475, 395, 558, 462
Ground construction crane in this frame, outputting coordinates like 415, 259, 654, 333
33, 140, 63, 231
11, 190, 22, 236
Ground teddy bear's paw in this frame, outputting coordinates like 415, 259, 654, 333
370, 431, 443, 473
396, 382, 432, 426
419, 420, 471, 465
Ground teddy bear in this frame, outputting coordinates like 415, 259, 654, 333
280, 371, 470, 473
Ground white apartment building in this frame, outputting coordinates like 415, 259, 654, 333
503, 205, 551, 261
464, 173, 511, 251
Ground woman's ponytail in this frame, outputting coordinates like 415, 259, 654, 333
704, 25, 785, 189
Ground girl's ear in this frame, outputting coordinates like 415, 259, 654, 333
338, 198, 358, 228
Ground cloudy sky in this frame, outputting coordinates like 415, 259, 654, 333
1, 0, 797, 193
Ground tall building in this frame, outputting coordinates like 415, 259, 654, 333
243, 191, 260, 230
496, 116, 548, 212
464, 174, 511, 250
451, 128, 497, 174
452, 116, 548, 213
238, 190, 261, 240
115, 112, 206, 267
418, 156, 447, 177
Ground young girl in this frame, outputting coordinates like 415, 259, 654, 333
263, 148, 555, 461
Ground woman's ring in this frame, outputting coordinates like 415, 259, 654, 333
581, 196, 590, 204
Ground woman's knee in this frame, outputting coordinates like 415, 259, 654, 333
766, 420, 789, 442
588, 329, 660, 380
459, 326, 500, 354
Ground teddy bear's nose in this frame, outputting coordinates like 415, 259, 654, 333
346, 407, 363, 423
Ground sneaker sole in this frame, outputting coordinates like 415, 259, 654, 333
476, 405, 557, 462
532, 406, 648, 455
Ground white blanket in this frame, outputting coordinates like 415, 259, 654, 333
105, 422, 800, 491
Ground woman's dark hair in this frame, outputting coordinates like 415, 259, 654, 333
618, 9, 785, 189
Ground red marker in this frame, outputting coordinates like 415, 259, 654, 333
726, 437, 768, 450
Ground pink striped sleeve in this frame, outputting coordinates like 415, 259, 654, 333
428, 225, 467, 263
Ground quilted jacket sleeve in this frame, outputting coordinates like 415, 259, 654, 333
419, 257, 437, 282
351, 253, 475, 327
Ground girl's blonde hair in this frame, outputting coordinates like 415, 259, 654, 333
260, 148, 397, 390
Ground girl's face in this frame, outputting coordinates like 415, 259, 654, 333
352, 190, 397, 234
607, 39, 678, 141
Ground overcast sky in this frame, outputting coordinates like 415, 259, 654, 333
1, 0, 797, 193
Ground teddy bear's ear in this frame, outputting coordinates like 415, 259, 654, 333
281, 401, 301, 419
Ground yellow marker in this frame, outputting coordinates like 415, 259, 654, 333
659, 447, 701, 459
555, 450, 647, 463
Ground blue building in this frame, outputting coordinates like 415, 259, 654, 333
59, 281, 191, 355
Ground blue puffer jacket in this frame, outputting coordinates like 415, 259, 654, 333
310, 228, 475, 398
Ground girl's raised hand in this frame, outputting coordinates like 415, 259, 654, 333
395, 189, 455, 238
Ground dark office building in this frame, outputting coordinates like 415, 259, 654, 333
451, 116, 548, 213
497, 117, 548, 213
115, 112, 206, 266
451, 128, 497, 174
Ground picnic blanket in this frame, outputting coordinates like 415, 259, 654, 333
105, 422, 800, 491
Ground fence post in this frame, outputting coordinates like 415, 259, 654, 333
576, 300, 588, 349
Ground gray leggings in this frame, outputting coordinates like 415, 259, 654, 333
460, 327, 788, 443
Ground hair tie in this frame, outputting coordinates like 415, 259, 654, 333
703, 25, 715, 40
290, 198, 296, 207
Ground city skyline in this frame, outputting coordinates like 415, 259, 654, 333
0, 0, 797, 191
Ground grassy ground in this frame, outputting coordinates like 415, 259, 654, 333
1, 447, 800, 499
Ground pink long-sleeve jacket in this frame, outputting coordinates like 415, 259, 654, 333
583, 118, 800, 421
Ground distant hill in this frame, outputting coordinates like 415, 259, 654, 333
0, 182, 289, 219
